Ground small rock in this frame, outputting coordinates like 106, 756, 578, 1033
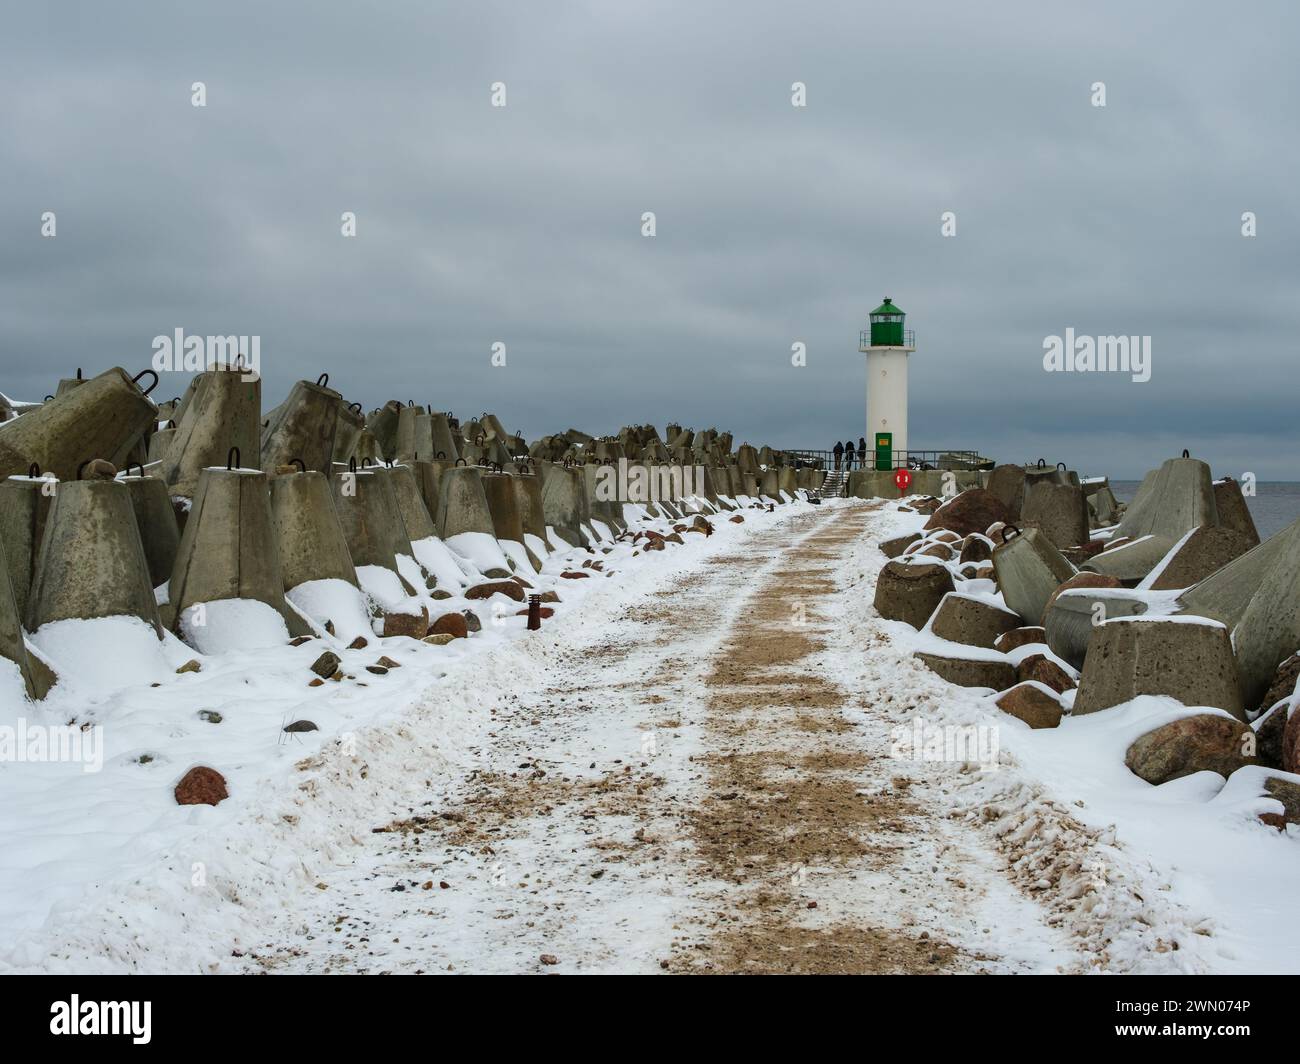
176, 659, 201, 675
347, 636, 368, 650
383, 607, 429, 639
462, 610, 482, 633
289, 635, 314, 647
429, 612, 469, 640
465, 581, 525, 601
423, 633, 456, 646
366, 665, 389, 675
283, 720, 319, 734
376, 655, 401, 668
310, 651, 341, 679
197, 709, 222, 724
540, 954, 559, 966
175, 766, 228, 806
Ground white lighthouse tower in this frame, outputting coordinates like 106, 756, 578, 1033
859, 297, 915, 470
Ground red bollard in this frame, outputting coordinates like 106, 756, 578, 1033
527, 593, 542, 631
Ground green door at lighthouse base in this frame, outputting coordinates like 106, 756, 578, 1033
874, 433, 893, 471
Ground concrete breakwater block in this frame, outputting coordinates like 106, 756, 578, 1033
435, 465, 497, 540
1113, 456, 1219, 546
167, 466, 310, 641
1142, 526, 1253, 591
271, 469, 359, 590
1212, 477, 1259, 548
1072, 617, 1244, 719
393, 403, 430, 461
1043, 583, 1149, 669
0, 473, 56, 623
261, 376, 342, 475
27, 477, 162, 636
331, 399, 366, 464
914, 650, 1017, 691
1179, 516, 1300, 710
332, 467, 420, 592
386, 464, 438, 543
123, 472, 181, 588
365, 400, 403, 461
928, 593, 1020, 649
537, 462, 584, 547
0, 540, 56, 700
0, 367, 158, 482
991, 527, 1076, 625
160, 367, 261, 498
873, 561, 954, 630
1020, 480, 1090, 548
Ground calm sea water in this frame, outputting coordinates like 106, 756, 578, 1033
1110, 481, 1300, 541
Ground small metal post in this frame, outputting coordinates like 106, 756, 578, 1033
527, 593, 542, 631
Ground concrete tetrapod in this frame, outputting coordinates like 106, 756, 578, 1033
160, 366, 261, 498
261, 375, 342, 475
427, 412, 460, 463
538, 461, 585, 547
433, 464, 513, 577
331, 400, 367, 464
0, 472, 56, 623
27, 477, 162, 636
393, 404, 429, 461
331, 465, 420, 590
581, 462, 626, 534
513, 471, 550, 556
270, 470, 359, 591
1089, 457, 1219, 580
1044, 587, 1150, 670
122, 470, 181, 588
1021, 480, 1090, 548
167, 465, 311, 643
1178, 516, 1300, 710
0, 367, 159, 482
482, 470, 540, 572
1072, 617, 1245, 720
991, 527, 1076, 625
270, 468, 373, 640
0, 541, 56, 700
366, 401, 403, 462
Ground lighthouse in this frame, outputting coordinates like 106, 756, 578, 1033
860, 297, 915, 471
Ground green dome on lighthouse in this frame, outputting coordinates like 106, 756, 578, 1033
869, 298, 906, 346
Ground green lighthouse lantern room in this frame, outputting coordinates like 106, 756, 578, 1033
869, 298, 906, 346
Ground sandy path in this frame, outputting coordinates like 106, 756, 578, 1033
250, 502, 1079, 974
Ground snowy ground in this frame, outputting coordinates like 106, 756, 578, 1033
2, 498, 1297, 973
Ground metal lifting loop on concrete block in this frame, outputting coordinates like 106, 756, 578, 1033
455, 457, 466, 466
227, 446, 241, 470
76, 460, 92, 480
132, 369, 159, 395
43, 395, 53, 402
1057, 462, 1066, 471
1037, 458, 1046, 468
27, 463, 40, 478
1182, 449, 1190, 458
1001, 524, 1022, 543
475, 434, 485, 446
493, 462, 503, 474
165, 419, 176, 429
317, 373, 330, 388
127, 461, 144, 478
436, 450, 446, 459
76, 368, 83, 380
348, 456, 357, 473
290, 458, 306, 473
349, 402, 362, 413
362, 457, 374, 468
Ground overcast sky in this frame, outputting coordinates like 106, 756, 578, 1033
2, 1, 1298, 478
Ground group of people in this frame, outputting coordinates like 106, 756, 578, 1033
832, 437, 869, 471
